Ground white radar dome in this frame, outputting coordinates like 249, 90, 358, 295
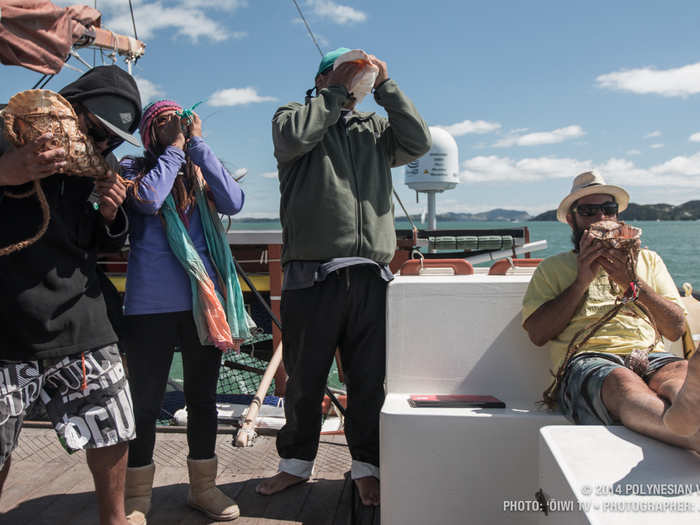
404, 126, 459, 193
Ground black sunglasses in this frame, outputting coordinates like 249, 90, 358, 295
571, 202, 619, 217
84, 113, 122, 149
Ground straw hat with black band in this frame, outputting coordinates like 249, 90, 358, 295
556, 170, 630, 223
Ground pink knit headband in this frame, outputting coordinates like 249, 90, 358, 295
139, 99, 182, 152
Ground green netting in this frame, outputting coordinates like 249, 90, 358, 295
219, 348, 277, 396
158, 333, 275, 425
165, 336, 274, 395
159, 332, 345, 425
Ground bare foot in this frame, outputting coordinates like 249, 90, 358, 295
664, 352, 700, 437
256, 471, 307, 495
354, 476, 380, 506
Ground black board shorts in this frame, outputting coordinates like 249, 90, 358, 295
0, 344, 135, 466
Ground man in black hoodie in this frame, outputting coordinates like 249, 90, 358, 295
0, 65, 141, 525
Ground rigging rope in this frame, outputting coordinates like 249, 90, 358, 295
393, 189, 419, 232
128, 0, 139, 46
290, 0, 324, 57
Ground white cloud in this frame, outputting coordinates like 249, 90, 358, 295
437, 120, 501, 137
306, 0, 367, 24
596, 62, 700, 97
602, 155, 700, 188
644, 130, 662, 138
260, 171, 278, 179
650, 143, 664, 149
651, 152, 700, 177
494, 125, 585, 147
456, 153, 700, 189
107, 4, 225, 41
626, 149, 641, 156
689, 133, 700, 142
100, 1, 247, 42
182, 0, 247, 9
459, 156, 591, 183
208, 87, 277, 106
134, 76, 164, 106
597, 158, 650, 185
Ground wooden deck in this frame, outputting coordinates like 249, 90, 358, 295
0, 426, 379, 525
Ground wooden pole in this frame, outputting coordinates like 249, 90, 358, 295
234, 341, 283, 447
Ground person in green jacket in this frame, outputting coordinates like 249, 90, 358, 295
256, 48, 431, 506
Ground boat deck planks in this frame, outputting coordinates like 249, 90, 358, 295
0, 427, 379, 524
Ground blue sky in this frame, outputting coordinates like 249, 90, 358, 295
3, 0, 700, 218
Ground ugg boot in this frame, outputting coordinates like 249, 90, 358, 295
125, 463, 155, 525
187, 456, 240, 520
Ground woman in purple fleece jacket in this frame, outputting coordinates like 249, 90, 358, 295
119, 100, 243, 523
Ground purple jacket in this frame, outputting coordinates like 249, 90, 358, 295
120, 137, 244, 315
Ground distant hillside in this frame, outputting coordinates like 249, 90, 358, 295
395, 209, 531, 222
230, 201, 700, 223
532, 209, 557, 221
532, 200, 700, 221
230, 217, 281, 223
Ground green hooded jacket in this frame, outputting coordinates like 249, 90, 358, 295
273, 79, 431, 265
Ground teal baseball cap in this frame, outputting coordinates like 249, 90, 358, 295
316, 47, 351, 76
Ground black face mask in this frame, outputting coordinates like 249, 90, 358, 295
85, 119, 123, 153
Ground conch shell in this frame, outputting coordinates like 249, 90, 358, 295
588, 220, 642, 250
0, 90, 120, 257
589, 220, 642, 296
1, 89, 109, 178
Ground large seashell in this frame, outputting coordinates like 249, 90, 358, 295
589, 220, 642, 250
624, 349, 650, 376
1, 89, 108, 178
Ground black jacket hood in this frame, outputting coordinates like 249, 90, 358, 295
59, 65, 142, 134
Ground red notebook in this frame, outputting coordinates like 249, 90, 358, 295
408, 394, 505, 408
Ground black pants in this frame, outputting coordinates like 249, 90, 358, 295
124, 311, 222, 467
277, 265, 387, 468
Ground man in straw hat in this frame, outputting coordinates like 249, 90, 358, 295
0, 65, 141, 524
521, 171, 700, 450
256, 47, 430, 505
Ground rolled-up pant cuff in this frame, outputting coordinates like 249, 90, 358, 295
279, 457, 313, 479
351, 459, 379, 480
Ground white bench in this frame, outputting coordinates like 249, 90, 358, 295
380, 274, 569, 525
538, 425, 700, 524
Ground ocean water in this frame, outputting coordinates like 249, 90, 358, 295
230, 219, 700, 290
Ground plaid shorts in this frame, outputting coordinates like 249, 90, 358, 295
0, 344, 135, 467
558, 351, 683, 425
